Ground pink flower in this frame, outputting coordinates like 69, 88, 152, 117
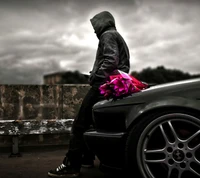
99, 71, 148, 100
99, 83, 109, 95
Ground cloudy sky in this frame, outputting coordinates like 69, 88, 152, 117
0, 0, 200, 84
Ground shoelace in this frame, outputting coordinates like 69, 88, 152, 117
56, 164, 66, 172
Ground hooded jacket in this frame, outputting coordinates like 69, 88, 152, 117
89, 11, 130, 87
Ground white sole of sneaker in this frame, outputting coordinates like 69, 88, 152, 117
48, 172, 80, 178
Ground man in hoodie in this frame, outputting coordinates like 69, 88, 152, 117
48, 11, 130, 177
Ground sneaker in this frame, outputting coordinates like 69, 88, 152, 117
48, 163, 80, 177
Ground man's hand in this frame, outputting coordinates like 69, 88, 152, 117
88, 72, 95, 86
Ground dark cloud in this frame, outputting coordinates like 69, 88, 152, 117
0, 0, 200, 84
0, 59, 61, 84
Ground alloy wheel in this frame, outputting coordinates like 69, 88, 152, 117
137, 113, 200, 178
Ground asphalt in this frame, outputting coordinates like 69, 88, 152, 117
0, 146, 120, 178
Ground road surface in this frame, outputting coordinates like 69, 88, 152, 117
0, 146, 121, 178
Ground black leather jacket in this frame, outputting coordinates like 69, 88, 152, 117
89, 11, 130, 87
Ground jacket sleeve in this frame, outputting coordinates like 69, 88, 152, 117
95, 32, 119, 79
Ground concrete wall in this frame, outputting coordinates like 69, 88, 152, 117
0, 84, 90, 148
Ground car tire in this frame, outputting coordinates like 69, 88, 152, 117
125, 110, 200, 178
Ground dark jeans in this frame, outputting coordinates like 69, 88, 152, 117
63, 86, 102, 170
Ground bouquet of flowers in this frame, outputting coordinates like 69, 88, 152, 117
99, 70, 148, 100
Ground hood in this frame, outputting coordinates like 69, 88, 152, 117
90, 11, 116, 38
93, 77, 200, 109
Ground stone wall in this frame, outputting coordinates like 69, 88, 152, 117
0, 84, 90, 120
0, 84, 90, 148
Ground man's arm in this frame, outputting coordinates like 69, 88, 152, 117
95, 32, 119, 79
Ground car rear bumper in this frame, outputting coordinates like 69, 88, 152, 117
83, 130, 127, 170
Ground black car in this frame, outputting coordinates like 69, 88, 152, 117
84, 78, 200, 178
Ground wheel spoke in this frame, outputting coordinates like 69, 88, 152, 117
144, 148, 166, 164
177, 169, 183, 178
145, 148, 165, 154
186, 130, 200, 143
189, 167, 200, 177
167, 167, 172, 178
145, 158, 165, 163
168, 121, 179, 140
194, 157, 200, 165
160, 124, 171, 144
193, 143, 200, 151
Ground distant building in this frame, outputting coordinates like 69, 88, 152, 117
43, 71, 89, 84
